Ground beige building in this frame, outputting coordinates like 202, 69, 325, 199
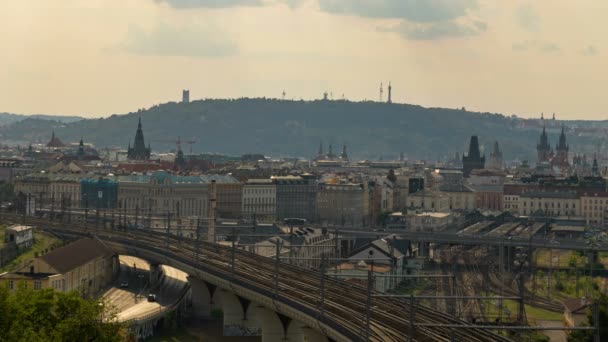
408, 189, 450, 212
14, 173, 82, 210
439, 185, 476, 211
517, 191, 580, 217
242, 179, 276, 222
117, 172, 209, 218
317, 182, 367, 226
580, 191, 608, 227
215, 179, 243, 219
0, 238, 118, 297
407, 212, 453, 232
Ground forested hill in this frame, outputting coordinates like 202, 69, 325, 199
0, 113, 82, 126
0, 99, 603, 161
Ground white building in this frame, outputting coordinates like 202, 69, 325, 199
407, 212, 452, 232
4, 225, 34, 249
242, 179, 276, 222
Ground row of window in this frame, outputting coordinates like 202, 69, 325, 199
243, 198, 275, 204
243, 188, 274, 195
7, 280, 41, 290
522, 202, 575, 209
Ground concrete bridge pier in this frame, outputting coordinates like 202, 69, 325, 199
255, 307, 330, 342
218, 290, 261, 336
188, 276, 217, 318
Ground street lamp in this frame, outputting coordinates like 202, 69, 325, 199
98, 301, 104, 323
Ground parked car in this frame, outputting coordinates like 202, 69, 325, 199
120, 281, 129, 288
147, 294, 157, 302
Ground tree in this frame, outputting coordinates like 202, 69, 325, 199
568, 294, 608, 342
0, 285, 124, 341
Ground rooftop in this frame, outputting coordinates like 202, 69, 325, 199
35, 238, 114, 274
6, 225, 33, 232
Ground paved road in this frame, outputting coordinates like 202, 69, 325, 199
103, 255, 188, 322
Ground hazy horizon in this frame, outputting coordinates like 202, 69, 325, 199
2, 0, 607, 119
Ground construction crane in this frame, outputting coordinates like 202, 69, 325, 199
150, 137, 196, 154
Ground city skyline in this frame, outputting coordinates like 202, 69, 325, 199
1, 0, 607, 119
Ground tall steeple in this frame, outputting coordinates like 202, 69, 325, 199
488, 140, 503, 170
341, 144, 348, 161
318, 141, 324, 156
556, 124, 568, 151
127, 117, 151, 160
537, 125, 552, 163
462, 135, 485, 177
328, 144, 334, 158
592, 155, 600, 177
552, 124, 570, 168
77, 137, 85, 157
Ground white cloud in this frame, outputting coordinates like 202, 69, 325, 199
156, 0, 263, 8
318, 0, 478, 22
514, 3, 541, 32
512, 40, 560, 53
382, 19, 486, 40
120, 21, 238, 58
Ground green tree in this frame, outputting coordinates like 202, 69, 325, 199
0, 285, 123, 342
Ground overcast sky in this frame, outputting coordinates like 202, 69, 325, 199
1, 0, 606, 119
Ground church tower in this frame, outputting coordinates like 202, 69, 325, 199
462, 136, 485, 177
487, 141, 503, 170
340, 144, 348, 161
127, 117, 151, 160
537, 125, 552, 164
77, 138, 85, 158
552, 125, 569, 167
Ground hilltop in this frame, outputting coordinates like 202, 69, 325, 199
0, 99, 604, 161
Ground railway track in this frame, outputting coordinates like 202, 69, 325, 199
6, 215, 510, 342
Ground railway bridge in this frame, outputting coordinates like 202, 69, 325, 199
14, 216, 508, 342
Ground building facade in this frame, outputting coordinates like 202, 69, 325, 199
317, 182, 367, 226
273, 174, 317, 222
117, 172, 209, 219
242, 179, 276, 222
0, 238, 118, 297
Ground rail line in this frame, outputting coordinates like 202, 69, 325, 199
8, 215, 510, 342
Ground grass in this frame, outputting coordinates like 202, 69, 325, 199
0, 226, 4, 247
0, 229, 62, 273
484, 298, 563, 322
535, 249, 585, 268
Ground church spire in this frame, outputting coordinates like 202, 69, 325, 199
341, 144, 348, 161
127, 117, 151, 160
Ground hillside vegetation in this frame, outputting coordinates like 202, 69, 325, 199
0, 99, 604, 160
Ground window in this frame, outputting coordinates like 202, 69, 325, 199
34, 281, 41, 290
8, 280, 13, 289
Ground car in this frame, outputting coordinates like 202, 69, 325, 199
147, 294, 157, 302
120, 281, 129, 288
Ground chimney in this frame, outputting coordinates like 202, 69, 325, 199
207, 180, 217, 243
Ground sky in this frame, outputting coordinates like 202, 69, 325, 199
0, 0, 607, 119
